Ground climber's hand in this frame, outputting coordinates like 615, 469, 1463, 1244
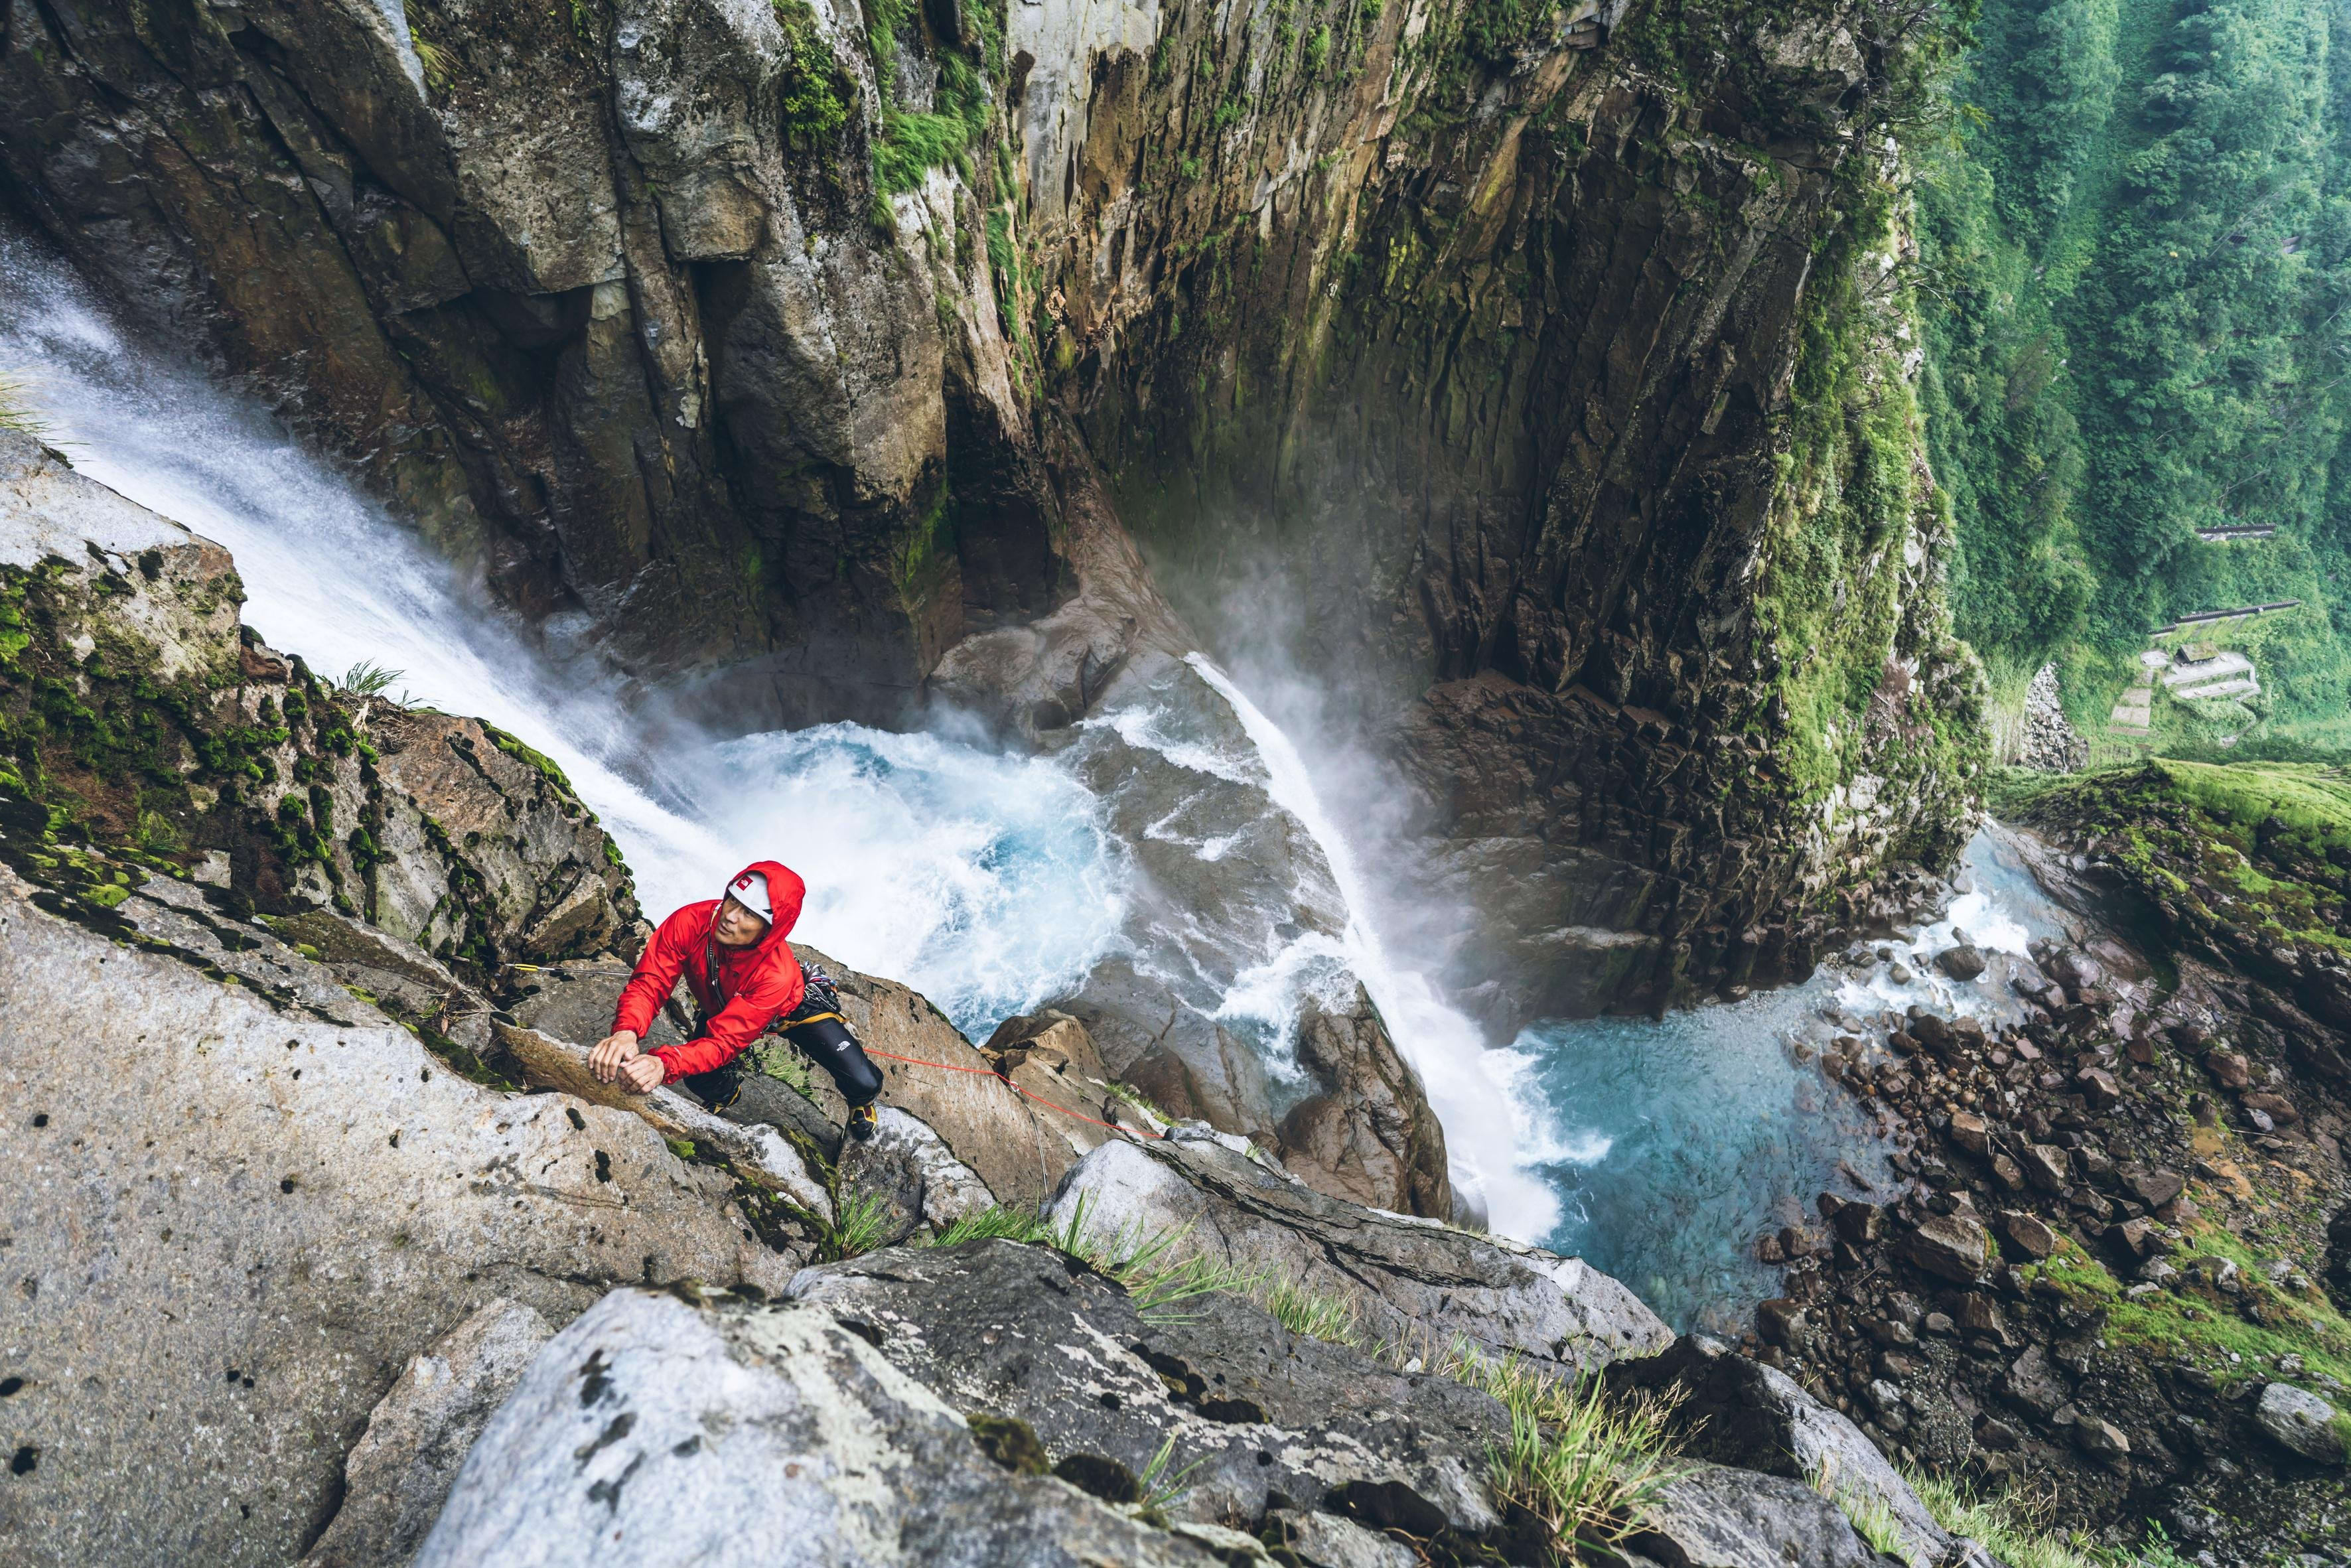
590, 1029, 641, 1084
618, 1054, 665, 1095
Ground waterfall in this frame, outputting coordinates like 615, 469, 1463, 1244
0, 221, 1125, 1037
1, 218, 2094, 1317
1184, 656, 1563, 1240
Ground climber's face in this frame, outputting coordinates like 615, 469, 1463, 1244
713, 893, 769, 949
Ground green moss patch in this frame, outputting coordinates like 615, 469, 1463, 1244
2010, 757, 2351, 960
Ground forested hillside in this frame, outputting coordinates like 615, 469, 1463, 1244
1919, 0, 2351, 754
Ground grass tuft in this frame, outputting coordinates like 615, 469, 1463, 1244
1431, 1338, 1687, 1557
1904, 1470, 2191, 1568
0, 375, 55, 441
1808, 1453, 1906, 1558
772, 0, 848, 141
1259, 1272, 1364, 1348
1102, 1078, 1171, 1123
409, 31, 453, 92
919, 1204, 1056, 1249
1133, 1431, 1204, 1526
341, 661, 402, 697
818, 1190, 900, 1261
747, 1036, 818, 1101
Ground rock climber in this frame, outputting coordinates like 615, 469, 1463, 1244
588, 860, 883, 1142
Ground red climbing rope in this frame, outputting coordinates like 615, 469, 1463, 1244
860, 1046, 1167, 1141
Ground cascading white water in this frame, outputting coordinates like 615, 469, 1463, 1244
0, 222, 1126, 1036
1184, 656, 1564, 1240
1, 218, 1569, 1238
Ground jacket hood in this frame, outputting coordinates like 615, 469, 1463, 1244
725, 859, 804, 957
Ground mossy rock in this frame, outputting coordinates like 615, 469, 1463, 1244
2010, 758, 2351, 962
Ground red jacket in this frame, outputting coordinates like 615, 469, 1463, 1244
612, 860, 806, 1084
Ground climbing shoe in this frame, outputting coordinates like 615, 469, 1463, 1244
845, 1103, 879, 1143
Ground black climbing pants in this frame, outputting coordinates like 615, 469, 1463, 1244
683, 1017, 884, 1115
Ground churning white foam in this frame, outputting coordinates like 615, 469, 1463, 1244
703, 725, 1126, 1031
1183, 654, 1563, 1240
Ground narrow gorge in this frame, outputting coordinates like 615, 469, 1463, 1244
1, 0, 2348, 1565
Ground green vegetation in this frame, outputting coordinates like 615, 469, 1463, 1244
1256, 1272, 1365, 1347
478, 721, 587, 816
1808, 1455, 1906, 1559
1907, 1470, 2192, 1567
867, 0, 1001, 194
1747, 165, 1989, 829
2020, 1227, 2351, 1394
1133, 1433, 1204, 1526
1917, 0, 2351, 749
409, 30, 454, 93
0, 375, 52, 439
918, 1204, 1057, 1248
2082, 610, 2351, 763
1457, 0, 1553, 66
1102, 1078, 1171, 1123
818, 1190, 902, 1261
2009, 756, 2351, 958
1437, 1339, 1686, 1561
340, 661, 401, 697
875, 107, 975, 194
773, 0, 850, 141
747, 1035, 818, 1099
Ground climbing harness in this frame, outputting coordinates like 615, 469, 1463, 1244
677, 947, 885, 1116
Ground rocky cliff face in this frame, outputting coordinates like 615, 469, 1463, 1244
0, 0, 1985, 1015
1050, 0, 1988, 1018
0, 429, 640, 971
0, 423, 2021, 1567
1, 427, 1448, 1214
